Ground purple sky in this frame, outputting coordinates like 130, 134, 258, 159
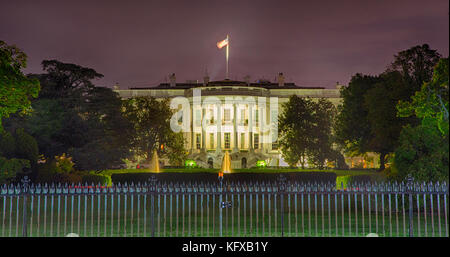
1, 0, 448, 89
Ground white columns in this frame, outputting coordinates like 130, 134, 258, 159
233, 102, 238, 152
248, 104, 253, 151
216, 103, 222, 153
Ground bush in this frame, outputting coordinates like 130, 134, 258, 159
55, 153, 74, 173
82, 174, 112, 186
36, 160, 81, 184
14, 128, 39, 166
0, 157, 30, 184
394, 124, 449, 182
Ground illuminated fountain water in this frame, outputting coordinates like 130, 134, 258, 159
220, 151, 232, 175
149, 150, 160, 172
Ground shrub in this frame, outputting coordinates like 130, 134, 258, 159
82, 174, 112, 186
0, 157, 30, 184
394, 124, 449, 182
55, 153, 74, 173
347, 174, 386, 184
36, 160, 81, 184
14, 128, 39, 166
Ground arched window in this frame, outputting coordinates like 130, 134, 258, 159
241, 157, 247, 169
208, 157, 214, 168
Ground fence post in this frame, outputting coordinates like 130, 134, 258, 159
150, 175, 157, 237
218, 174, 223, 237
407, 175, 414, 237
278, 174, 286, 237
21, 176, 30, 237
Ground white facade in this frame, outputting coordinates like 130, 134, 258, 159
115, 79, 343, 168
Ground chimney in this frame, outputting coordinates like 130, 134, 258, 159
336, 81, 346, 90
113, 82, 120, 90
203, 75, 210, 85
277, 72, 285, 87
203, 68, 210, 85
169, 73, 176, 87
244, 75, 251, 85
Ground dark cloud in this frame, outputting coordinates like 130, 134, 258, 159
1, 0, 448, 88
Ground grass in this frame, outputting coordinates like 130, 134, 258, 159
1, 192, 447, 237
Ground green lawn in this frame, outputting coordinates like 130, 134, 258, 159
1, 192, 447, 237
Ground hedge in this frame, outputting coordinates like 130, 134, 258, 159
82, 174, 112, 186
111, 172, 337, 185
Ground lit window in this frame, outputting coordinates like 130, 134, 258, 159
254, 133, 259, 149
209, 109, 214, 124
224, 109, 230, 122
224, 133, 230, 149
210, 133, 214, 149
241, 109, 246, 125
196, 133, 201, 149
272, 140, 278, 150
241, 133, 245, 149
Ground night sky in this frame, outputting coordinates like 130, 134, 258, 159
1, 0, 448, 89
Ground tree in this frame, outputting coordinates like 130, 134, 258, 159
278, 95, 314, 168
394, 58, 449, 182
335, 45, 442, 170
123, 96, 187, 165
15, 60, 134, 170
13, 99, 66, 158
394, 124, 448, 182
363, 71, 412, 170
0, 40, 40, 131
397, 58, 449, 135
389, 44, 441, 92
0, 157, 30, 184
279, 96, 336, 169
33, 59, 103, 103
14, 128, 39, 168
334, 74, 381, 157
0, 129, 37, 182
307, 98, 337, 169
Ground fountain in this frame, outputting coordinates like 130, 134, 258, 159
149, 150, 160, 172
220, 151, 232, 174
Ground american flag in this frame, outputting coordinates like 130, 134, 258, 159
216, 38, 228, 49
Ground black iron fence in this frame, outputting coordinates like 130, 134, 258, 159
0, 175, 448, 237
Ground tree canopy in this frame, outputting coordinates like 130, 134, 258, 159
5, 60, 133, 171
334, 44, 441, 170
122, 96, 187, 165
394, 58, 449, 182
278, 96, 337, 169
0, 40, 40, 131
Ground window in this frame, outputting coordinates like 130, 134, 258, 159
209, 109, 214, 124
272, 140, 278, 150
254, 133, 259, 149
241, 109, 247, 125
210, 133, 214, 149
178, 111, 183, 123
224, 109, 230, 122
241, 133, 245, 149
196, 133, 201, 149
224, 133, 231, 149
255, 109, 259, 124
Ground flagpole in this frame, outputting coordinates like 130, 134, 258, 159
226, 34, 229, 79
